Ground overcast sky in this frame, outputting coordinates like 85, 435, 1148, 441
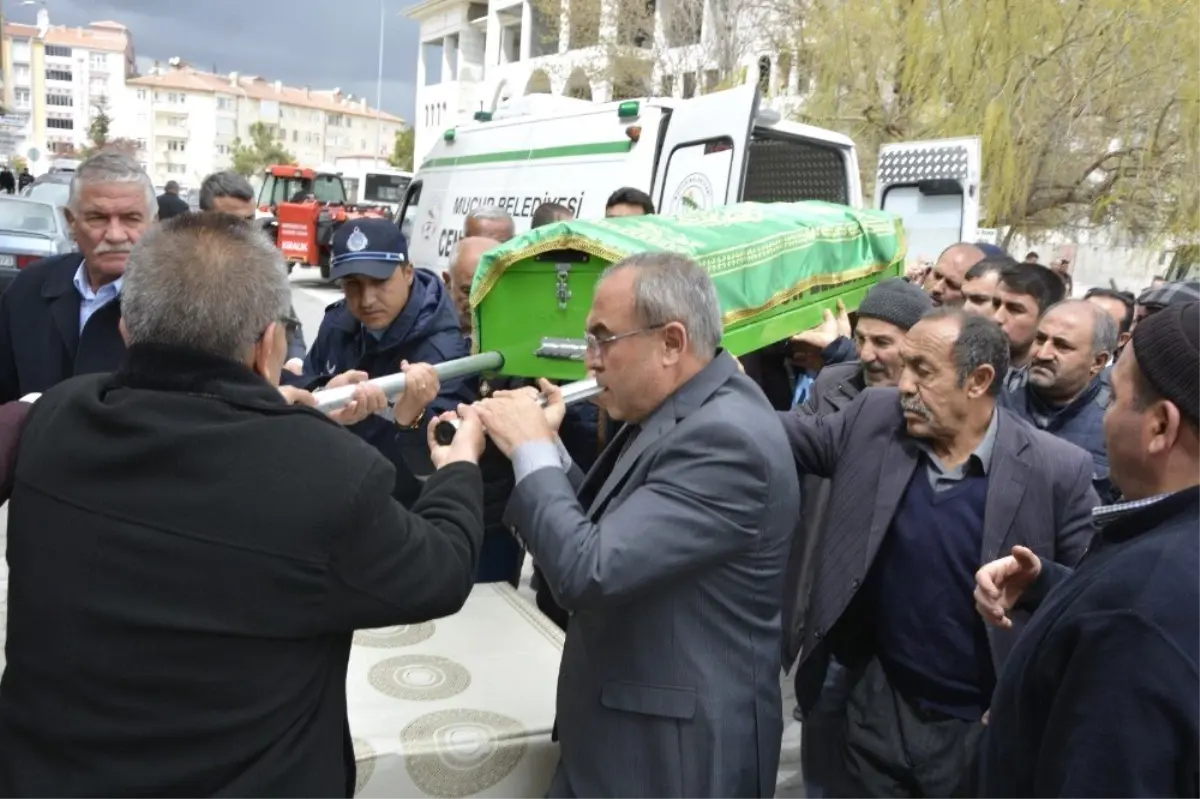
12, 0, 421, 121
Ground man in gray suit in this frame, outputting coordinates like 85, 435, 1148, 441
779, 308, 1098, 797
475, 252, 800, 798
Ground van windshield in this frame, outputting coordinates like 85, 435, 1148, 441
364, 173, 411, 205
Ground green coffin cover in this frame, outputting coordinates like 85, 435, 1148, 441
469, 201, 906, 344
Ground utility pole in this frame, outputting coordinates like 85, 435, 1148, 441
373, 0, 385, 169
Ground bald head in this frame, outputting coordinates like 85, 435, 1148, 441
928, 243, 986, 308
445, 236, 500, 333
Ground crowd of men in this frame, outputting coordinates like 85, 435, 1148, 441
0, 150, 1193, 798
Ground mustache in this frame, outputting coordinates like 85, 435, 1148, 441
1031, 359, 1056, 372
94, 242, 133, 255
863, 360, 889, 374
900, 395, 932, 420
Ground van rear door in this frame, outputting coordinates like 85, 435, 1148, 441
874, 137, 981, 262
651, 84, 759, 214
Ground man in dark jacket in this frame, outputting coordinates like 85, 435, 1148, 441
781, 278, 931, 797
293, 218, 475, 507
0, 212, 487, 797
1003, 299, 1119, 502
975, 301, 1199, 797
0, 151, 156, 402
156, 179, 190, 220
778, 309, 1097, 797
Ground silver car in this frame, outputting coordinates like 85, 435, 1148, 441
20, 171, 72, 207
0, 196, 76, 293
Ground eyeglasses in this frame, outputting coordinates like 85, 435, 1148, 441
257, 316, 300, 342
584, 324, 664, 353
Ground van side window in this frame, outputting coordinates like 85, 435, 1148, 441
658, 136, 735, 215
399, 180, 423, 241
742, 134, 848, 205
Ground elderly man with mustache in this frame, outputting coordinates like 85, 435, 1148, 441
778, 307, 1098, 797
782, 277, 931, 796
0, 151, 155, 402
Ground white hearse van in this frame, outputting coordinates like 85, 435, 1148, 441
399, 84, 980, 272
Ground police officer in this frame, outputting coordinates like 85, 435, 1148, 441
293, 218, 475, 506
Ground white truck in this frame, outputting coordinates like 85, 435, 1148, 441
398, 84, 981, 272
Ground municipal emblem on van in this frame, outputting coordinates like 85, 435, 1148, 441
347, 227, 369, 252
671, 173, 715, 214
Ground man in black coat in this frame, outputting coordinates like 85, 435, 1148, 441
0, 212, 488, 798
975, 301, 1200, 797
0, 151, 156, 403
156, 179, 190, 220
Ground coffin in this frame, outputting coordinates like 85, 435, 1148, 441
469, 201, 906, 381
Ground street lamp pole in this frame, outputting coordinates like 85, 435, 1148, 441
373, 0, 384, 169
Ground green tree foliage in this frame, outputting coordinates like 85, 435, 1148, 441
87, 104, 111, 150
785, 0, 1199, 242
231, 122, 296, 176
389, 127, 415, 171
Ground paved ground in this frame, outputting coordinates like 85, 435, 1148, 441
0, 273, 807, 796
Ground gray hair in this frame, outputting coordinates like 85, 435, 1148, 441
601, 252, 723, 356
199, 170, 255, 211
1046, 299, 1120, 358
464, 205, 515, 238
68, 150, 156, 218
122, 213, 292, 362
922, 307, 1011, 396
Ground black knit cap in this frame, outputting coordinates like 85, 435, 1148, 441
1131, 301, 1199, 424
857, 277, 934, 332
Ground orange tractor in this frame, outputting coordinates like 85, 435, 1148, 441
256, 165, 391, 279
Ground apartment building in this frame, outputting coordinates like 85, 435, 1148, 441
111, 62, 407, 189
406, 0, 805, 160
0, 14, 135, 165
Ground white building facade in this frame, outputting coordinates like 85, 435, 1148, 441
406, 0, 805, 161
1, 15, 135, 168
113, 64, 407, 190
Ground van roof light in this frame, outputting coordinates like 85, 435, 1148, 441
443, 128, 456, 142
474, 111, 493, 121
618, 100, 640, 119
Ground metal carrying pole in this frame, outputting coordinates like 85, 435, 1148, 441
312, 351, 505, 412
433, 376, 603, 445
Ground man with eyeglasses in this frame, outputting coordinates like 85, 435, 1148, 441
198, 170, 308, 371
467, 251, 799, 798
0, 212, 488, 797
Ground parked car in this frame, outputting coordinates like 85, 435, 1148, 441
20, 171, 71, 208
0, 196, 77, 294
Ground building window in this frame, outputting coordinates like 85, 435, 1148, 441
47, 117, 74, 130
14, 89, 30, 109
167, 140, 186, 152
167, 92, 186, 104
45, 68, 73, 82
137, 89, 147, 101
90, 53, 107, 70
13, 65, 29, 81
166, 164, 186, 174
46, 93, 73, 107
49, 140, 75, 153
44, 44, 71, 57
216, 95, 234, 111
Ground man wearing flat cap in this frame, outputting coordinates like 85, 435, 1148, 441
1131, 278, 1200, 336
782, 277, 932, 797
291, 219, 475, 506
975, 301, 1200, 797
